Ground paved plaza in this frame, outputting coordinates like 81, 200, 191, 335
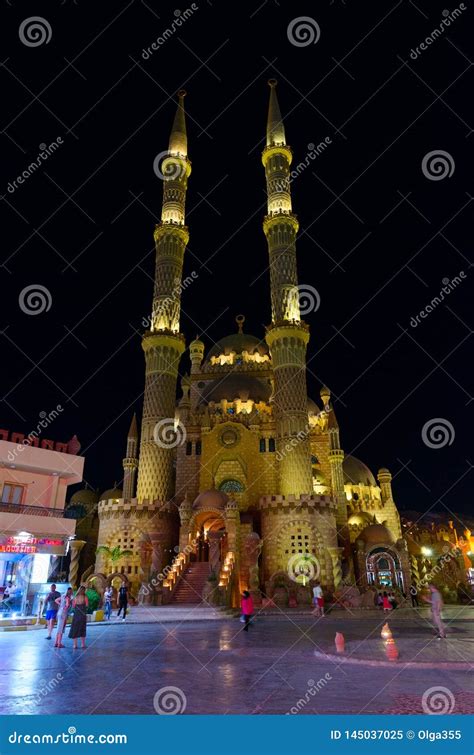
1, 609, 473, 715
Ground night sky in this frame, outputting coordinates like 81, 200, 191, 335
1, 0, 472, 520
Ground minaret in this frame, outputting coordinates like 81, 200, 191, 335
137, 91, 191, 502
122, 414, 139, 499
263, 80, 313, 496
325, 390, 350, 553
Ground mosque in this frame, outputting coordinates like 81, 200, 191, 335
68, 82, 469, 608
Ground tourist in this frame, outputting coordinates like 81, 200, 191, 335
382, 591, 392, 612
44, 584, 61, 640
54, 587, 73, 648
104, 585, 113, 621
117, 581, 128, 621
422, 583, 446, 639
241, 590, 254, 632
377, 592, 384, 609
312, 582, 324, 617
69, 586, 88, 649
410, 587, 420, 608
388, 592, 398, 610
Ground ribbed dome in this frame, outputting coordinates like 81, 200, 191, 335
193, 489, 229, 510
359, 523, 394, 545
206, 332, 269, 362
343, 455, 376, 487
100, 487, 123, 501
307, 397, 320, 415
200, 374, 271, 404
69, 488, 99, 506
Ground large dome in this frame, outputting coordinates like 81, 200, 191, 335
343, 455, 376, 487
205, 318, 269, 363
358, 523, 395, 545
100, 487, 123, 501
200, 374, 271, 404
69, 488, 99, 506
193, 489, 229, 510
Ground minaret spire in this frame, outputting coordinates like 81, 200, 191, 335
262, 80, 313, 497
266, 78, 286, 147
137, 91, 192, 503
123, 414, 139, 499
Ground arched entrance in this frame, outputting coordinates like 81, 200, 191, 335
189, 510, 227, 575
366, 547, 404, 589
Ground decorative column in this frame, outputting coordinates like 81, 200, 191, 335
327, 546, 344, 591
262, 80, 313, 497
123, 414, 139, 499
68, 539, 86, 588
137, 91, 191, 502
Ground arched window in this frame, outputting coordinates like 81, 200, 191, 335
185, 441, 192, 456
268, 438, 276, 452
195, 441, 202, 456
259, 438, 266, 453
218, 479, 244, 494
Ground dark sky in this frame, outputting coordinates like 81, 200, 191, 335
1, 0, 472, 521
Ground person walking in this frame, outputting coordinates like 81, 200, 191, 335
312, 582, 324, 617
116, 581, 128, 621
44, 584, 61, 640
422, 584, 447, 639
54, 587, 72, 648
382, 591, 392, 612
69, 586, 88, 649
410, 586, 420, 607
103, 585, 113, 621
377, 592, 384, 609
241, 590, 254, 632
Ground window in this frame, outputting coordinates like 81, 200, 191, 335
259, 438, 266, 453
1, 483, 25, 504
218, 479, 244, 494
195, 441, 202, 456
185, 441, 192, 456
268, 438, 276, 452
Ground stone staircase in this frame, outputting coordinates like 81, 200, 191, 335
171, 562, 210, 604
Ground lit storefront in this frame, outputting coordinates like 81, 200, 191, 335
0, 430, 84, 617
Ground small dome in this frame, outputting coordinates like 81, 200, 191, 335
378, 467, 391, 476
100, 487, 123, 501
69, 488, 99, 507
193, 489, 229, 510
359, 523, 394, 545
343, 455, 376, 487
200, 374, 271, 404
307, 397, 320, 415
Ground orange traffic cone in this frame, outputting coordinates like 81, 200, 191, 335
381, 623, 392, 640
335, 632, 345, 653
385, 637, 399, 661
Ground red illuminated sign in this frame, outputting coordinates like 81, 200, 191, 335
0, 544, 37, 554
5, 536, 63, 547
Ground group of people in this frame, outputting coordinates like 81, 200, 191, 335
43, 580, 130, 649
44, 584, 88, 650
377, 590, 398, 611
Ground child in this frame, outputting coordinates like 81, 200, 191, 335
241, 590, 254, 632
382, 591, 392, 612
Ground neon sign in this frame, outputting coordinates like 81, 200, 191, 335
0, 544, 37, 554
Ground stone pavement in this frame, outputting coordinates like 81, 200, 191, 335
0, 611, 472, 715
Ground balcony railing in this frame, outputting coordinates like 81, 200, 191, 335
0, 501, 68, 518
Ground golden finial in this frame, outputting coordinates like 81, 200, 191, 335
268, 78, 278, 88
236, 314, 245, 333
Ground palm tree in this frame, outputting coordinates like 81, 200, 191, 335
96, 545, 133, 563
